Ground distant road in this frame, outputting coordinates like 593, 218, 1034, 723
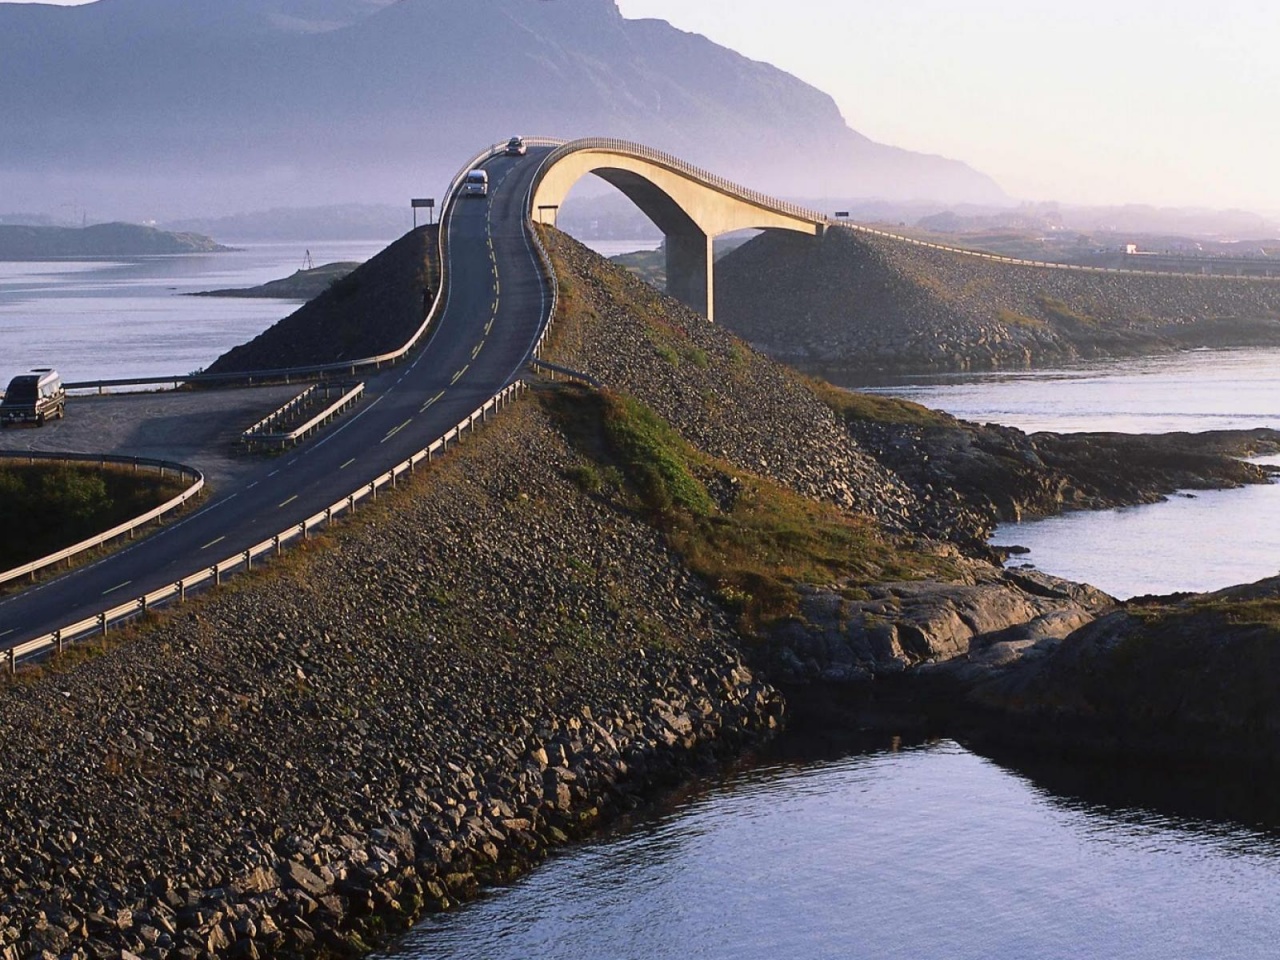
0, 147, 556, 653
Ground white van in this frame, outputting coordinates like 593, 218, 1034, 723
463, 169, 489, 198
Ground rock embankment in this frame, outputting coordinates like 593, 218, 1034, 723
715, 228, 1280, 372
542, 229, 921, 532
0, 402, 780, 960
206, 227, 438, 374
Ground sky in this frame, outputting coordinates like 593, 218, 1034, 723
7, 0, 1279, 214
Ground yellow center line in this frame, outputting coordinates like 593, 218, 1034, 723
279, 495, 299, 509
340, 458, 356, 470
102, 581, 132, 597
201, 536, 226, 551
381, 418, 413, 443
451, 364, 470, 385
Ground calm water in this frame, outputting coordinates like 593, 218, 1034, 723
384, 738, 1280, 960
844, 349, 1280, 599
0, 240, 390, 383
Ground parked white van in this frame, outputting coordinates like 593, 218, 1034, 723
463, 169, 489, 198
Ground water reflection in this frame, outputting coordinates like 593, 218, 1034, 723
382, 735, 1280, 960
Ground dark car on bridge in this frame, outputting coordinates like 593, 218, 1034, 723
505, 136, 527, 156
1, 368, 66, 426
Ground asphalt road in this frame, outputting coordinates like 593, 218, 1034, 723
0, 146, 555, 652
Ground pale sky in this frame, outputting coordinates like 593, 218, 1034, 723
8, 0, 1279, 213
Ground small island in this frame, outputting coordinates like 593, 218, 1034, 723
193, 261, 360, 300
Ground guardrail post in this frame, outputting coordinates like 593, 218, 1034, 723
370, 481, 377, 502
244, 549, 252, 572
140, 595, 148, 614
274, 535, 281, 557
6, 648, 13, 675
178, 579, 186, 602
99, 612, 107, 637
54, 630, 63, 656
325, 507, 333, 527
301, 521, 309, 542
214, 564, 222, 587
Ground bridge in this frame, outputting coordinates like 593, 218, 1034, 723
530, 138, 827, 322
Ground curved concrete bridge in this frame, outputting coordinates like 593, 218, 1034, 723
530, 138, 827, 322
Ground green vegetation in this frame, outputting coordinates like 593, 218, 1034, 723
997, 308, 1047, 329
541, 386, 952, 630
1035, 295, 1100, 327
0, 464, 186, 570
806, 376, 957, 428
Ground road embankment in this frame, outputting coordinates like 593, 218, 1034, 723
716, 228, 1280, 372
0, 400, 780, 960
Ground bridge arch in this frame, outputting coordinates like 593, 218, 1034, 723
529, 138, 827, 322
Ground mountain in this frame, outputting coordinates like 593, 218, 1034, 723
0, 0, 1005, 219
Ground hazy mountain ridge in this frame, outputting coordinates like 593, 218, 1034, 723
0, 0, 1004, 218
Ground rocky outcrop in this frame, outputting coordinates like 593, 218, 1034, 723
957, 576, 1280, 765
762, 559, 1114, 685
838, 403, 1280, 551
716, 228, 1280, 373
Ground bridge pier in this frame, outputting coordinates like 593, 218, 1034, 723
666, 231, 715, 322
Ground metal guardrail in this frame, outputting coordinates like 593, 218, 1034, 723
242, 382, 365, 450
0, 453, 205, 588
4, 382, 527, 674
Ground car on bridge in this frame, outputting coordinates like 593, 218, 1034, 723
463, 169, 489, 197
1, 368, 66, 426
505, 136, 527, 156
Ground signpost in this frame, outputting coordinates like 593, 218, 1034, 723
411, 198, 436, 228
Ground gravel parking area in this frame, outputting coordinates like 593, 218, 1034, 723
0, 385, 303, 491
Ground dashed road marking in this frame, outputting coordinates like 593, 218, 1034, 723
201, 536, 226, 551
340, 458, 356, 470
381, 419, 413, 443
420, 391, 445, 412
472, 340, 485, 359
279, 495, 299, 509
0, 629, 13, 639
102, 581, 132, 597
451, 365, 470, 385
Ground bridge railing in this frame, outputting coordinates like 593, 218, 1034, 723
4, 381, 527, 674
0, 452, 205, 588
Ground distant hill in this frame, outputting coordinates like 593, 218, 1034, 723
0, 223, 231, 259
0, 0, 1004, 219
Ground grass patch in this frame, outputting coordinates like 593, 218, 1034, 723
806, 376, 956, 428
997, 308, 1047, 329
540, 386, 953, 630
0, 463, 188, 570
1035, 295, 1099, 327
